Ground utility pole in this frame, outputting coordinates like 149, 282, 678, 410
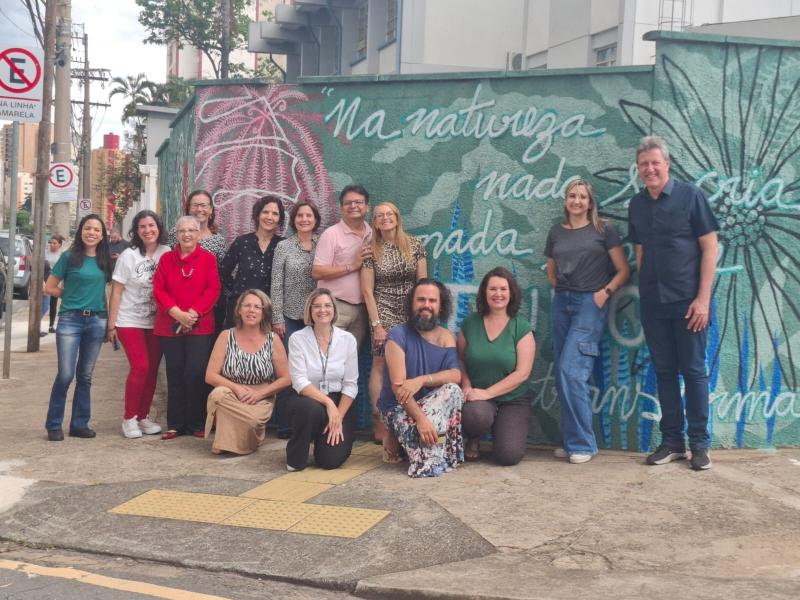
28, 0, 58, 352
51, 0, 72, 239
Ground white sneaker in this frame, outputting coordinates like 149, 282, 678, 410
122, 417, 142, 439
138, 417, 162, 435
286, 464, 297, 472
569, 453, 593, 464
553, 447, 568, 459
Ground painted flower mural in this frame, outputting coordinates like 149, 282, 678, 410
596, 43, 800, 442
193, 84, 338, 244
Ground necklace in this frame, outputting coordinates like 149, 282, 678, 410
180, 266, 194, 279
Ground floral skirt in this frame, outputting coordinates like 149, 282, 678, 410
381, 383, 464, 477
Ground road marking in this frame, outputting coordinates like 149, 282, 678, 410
0, 559, 231, 599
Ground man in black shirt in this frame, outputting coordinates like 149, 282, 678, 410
628, 135, 719, 471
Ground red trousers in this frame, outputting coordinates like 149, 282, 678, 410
117, 327, 162, 420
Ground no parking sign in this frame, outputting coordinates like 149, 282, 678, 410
49, 163, 79, 204
0, 45, 44, 122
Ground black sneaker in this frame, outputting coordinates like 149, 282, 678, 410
690, 448, 712, 470
646, 445, 687, 465
68, 427, 96, 438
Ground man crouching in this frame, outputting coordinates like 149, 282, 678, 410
378, 278, 464, 477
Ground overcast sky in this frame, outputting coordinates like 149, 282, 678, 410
0, 0, 165, 147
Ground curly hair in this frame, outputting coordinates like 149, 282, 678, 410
404, 278, 452, 324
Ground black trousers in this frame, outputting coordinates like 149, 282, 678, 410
49, 296, 59, 328
286, 392, 355, 470
159, 334, 214, 434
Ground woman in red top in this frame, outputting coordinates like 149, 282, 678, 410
154, 215, 221, 439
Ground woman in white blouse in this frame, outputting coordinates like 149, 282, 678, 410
286, 288, 359, 471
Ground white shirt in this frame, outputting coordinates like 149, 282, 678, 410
112, 245, 171, 328
288, 325, 358, 398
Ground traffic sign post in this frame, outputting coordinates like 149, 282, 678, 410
78, 198, 92, 219
0, 45, 44, 122
48, 162, 79, 204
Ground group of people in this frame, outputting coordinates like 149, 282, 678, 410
43, 134, 719, 475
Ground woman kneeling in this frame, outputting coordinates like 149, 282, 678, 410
205, 290, 290, 454
285, 288, 359, 471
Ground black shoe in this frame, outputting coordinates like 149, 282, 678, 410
690, 447, 712, 470
276, 428, 292, 440
49, 326, 56, 333
68, 427, 96, 438
646, 445, 687, 465
39, 331, 48, 337
47, 429, 64, 442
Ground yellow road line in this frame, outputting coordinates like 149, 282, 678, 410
0, 559, 231, 599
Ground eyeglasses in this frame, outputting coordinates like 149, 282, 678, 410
342, 199, 365, 207
311, 303, 334, 310
241, 303, 264, 310
374, 212, 395, 220
190, 203, 211, 209
177, 228, 198, 235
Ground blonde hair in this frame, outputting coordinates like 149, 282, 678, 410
233, 289, 273, 334
303, 288, 338, 326
562, 179, 605, 233
370, 201, 412, 263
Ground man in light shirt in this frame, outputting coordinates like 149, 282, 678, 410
312, 184, 372, 350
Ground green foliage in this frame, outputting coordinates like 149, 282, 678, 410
136, 0, 253, 78
96, 151, 141, 223
15, 210, 33, 235
151, 75, 195, 108
108, 73, 157, 125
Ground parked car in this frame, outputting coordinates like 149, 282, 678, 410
0, 231, 34, 299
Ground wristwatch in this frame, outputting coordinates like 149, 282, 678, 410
371, 319, 382, 327
604, 287, 614, 297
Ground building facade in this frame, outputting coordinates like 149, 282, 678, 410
249, 0, 800, 81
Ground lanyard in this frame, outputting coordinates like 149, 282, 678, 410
315, 327, 334, 383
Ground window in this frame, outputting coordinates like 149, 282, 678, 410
386, 0, 397, 42
595, 44, 617, 67
355, 3, 368, 61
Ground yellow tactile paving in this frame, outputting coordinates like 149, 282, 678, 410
283, 467, 364, 484
341, 454, 384, 471
240, 477, 333, 503
350, 442, 384, 457
221, 499, 318, 530
288, 504, 390, 538
109, 490, 256, 524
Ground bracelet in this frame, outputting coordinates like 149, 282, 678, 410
427, 374, 433, 385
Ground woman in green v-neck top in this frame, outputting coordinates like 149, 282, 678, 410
457, 267, 536, 465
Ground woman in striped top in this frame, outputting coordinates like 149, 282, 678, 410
204, 289, 291, 455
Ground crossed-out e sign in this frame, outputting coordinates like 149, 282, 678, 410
49, 163, 79, 204
0, 45, 44, 123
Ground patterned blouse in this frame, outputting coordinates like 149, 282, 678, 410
363, 236, 427, 332
271, 234, 319, 325
220, 233, 284, 300
222, 329, 276, 386
167, 227, 227, 265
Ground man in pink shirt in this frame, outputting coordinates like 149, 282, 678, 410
312, 184, 372, 349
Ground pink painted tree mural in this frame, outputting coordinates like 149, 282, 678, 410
194, 84, 337, 244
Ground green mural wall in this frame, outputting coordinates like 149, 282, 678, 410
158, 31, 800, 450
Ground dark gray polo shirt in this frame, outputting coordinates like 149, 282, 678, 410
628, 178, 718, 306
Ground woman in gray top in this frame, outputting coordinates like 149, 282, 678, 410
271, 201, 321, 438
544, 179, 629, 464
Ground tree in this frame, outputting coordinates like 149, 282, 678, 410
108, 73, 157, 125
151, 75, 195, 108
136, 0, 253, 79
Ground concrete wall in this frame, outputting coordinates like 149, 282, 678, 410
158, 31, 800, 449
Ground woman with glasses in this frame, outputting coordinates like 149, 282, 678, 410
168, 190, 227, 262
44, 214, 113, 441
544, 179, 630, 464
154, 215, 221, 440
220, 195, 285, 327
361, 201, 426, 447
205, 290, 291, 455
285, 288, 359, 471
107, 210, 171, 439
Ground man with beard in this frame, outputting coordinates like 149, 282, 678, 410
378, 278, 464, 477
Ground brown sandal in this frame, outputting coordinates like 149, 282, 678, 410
382, 433, 403, 464
465, 437, 481, 462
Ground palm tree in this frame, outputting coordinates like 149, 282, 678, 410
108, 73, 157, 125
151, 75, 194, 108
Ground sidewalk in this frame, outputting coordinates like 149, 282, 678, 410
1, 344, 799, 599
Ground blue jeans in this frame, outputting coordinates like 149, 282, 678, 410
641, 303, 710, 450
552, 290, 607, 454
46, 313, 107, 431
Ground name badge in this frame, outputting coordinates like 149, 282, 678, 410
319, 381, 330, 394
